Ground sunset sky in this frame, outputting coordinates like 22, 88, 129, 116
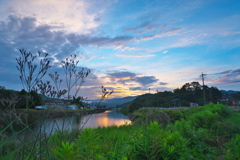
0, 0, 240, 99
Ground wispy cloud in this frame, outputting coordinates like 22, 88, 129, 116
123, 21, 166, 35
66, 34, 135, 47
115, 54, 155, 58
213, 68, 240, 84
162, 50, 168, 54
213, 68, 240, 75
194, 68, 240, 85
159, 82, 168, 85
215, 75, 240, 84
140, 28, 182, 41
114, 44, 144, 51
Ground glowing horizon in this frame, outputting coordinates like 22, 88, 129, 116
0, 0, 240, 99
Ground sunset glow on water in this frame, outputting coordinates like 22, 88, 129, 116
33, 110, 131, 135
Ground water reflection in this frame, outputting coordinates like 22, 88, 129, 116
34, 110, 131, 135
83, 110, 131, 128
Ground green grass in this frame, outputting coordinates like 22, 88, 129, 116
225, 112, 240, 124
1, 104, 240, 159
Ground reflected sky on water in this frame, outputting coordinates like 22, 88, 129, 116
33, 110, 131, 135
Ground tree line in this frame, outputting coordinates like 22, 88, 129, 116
0, 86, 42, 110
124, 81, 229, 113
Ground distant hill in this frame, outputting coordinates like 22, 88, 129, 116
85, 90, 239, 108
117, 101, 132, 108
89, 96, 139, 108
220, 90, 239, 94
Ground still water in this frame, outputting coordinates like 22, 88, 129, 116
33, 110, 131, 135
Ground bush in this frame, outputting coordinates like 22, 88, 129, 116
186, 104, 232, 128
128, 101, 143, 113
225, 134, 240, 159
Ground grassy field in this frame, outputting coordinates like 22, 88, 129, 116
1, 104, 240, 159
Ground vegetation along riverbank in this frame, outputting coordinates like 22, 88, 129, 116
1, 103, 240, 159
0, 108, 107, 127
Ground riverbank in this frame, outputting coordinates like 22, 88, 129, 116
0, 108, 109, 127
18, 108, 108, 117
128, 105, 240, 125
1, 104, 240, 159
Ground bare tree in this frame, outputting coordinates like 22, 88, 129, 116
61, 54, 90, 99
16, 49, 51, 92
97, 86, 114, 108
74, 68, 91, 98
33, 80, 52, 97
49, 72, 67, 99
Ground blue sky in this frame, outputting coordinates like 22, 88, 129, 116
0, 0, 240, 99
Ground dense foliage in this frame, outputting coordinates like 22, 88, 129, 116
1, 104, 240, 159
120, 82, 223, 114
0, 87, 42, 109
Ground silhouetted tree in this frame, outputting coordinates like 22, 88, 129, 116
61, 54, 91, 99
16, 49, 51, 92
49, 72, 67, 99
97, 86, 113, 108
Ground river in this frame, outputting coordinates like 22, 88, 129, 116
33, 110, 131, 135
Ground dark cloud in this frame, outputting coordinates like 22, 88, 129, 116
106, 71, 159, 87
0, 15, 137, 89
107, 71, 137, 78
129, 87, 143, 91
200, 68, 240, 84
213, 68, 240, 75
0, 15, 161, 97
232, 68, 240, 74
134, 76, 159, 86
117, 79, 132, 85
0, 15, 135, 61
66, 34, 134, 47
216, 74, 240, 84
215, 70, 232, 74
159, 82, 168, 85
106, 71, 137, 85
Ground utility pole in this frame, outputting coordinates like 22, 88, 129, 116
149, 88, 150, 94
201, 73, 206, 105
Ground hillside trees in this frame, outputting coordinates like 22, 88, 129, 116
206, 86, 222, 103
125, 81, 223, 113
0, 87, 42, 109
233, 91, 240, 100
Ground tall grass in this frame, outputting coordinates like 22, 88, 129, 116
0, 105, 92, 159
1, 103, 240, 159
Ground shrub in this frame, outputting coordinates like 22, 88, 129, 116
225, 134, 240, 159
